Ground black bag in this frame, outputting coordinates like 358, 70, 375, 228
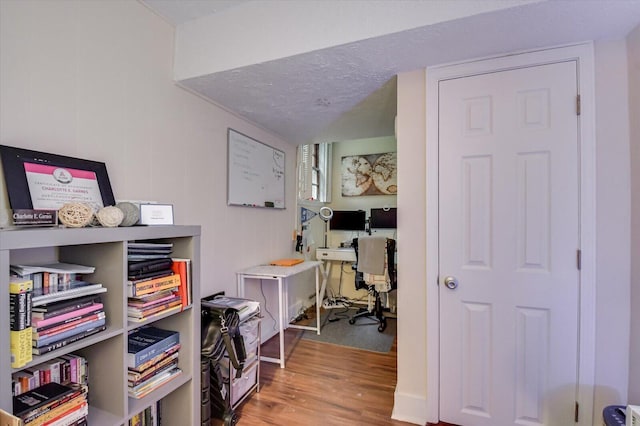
201, 302, 247, 425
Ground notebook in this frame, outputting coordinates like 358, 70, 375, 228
270, 258, 304, 266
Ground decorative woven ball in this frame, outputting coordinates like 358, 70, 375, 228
96, 206, 124, 227
115, 202, 140, 227
58, 203, 94, 228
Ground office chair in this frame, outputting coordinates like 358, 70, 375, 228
348, 237, 396, 332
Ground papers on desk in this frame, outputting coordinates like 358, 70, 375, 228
205, 296, 260, 322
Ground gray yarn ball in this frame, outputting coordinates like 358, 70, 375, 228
116, 202, 140, 227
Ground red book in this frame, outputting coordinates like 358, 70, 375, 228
170, 259, 190, 310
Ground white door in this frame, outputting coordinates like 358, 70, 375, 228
439, 61, 580, 426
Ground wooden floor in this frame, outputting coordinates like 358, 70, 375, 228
211, 325, 420, 426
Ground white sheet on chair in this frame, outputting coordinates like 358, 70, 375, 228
357, 236, 386, 275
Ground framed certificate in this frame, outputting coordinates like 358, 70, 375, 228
0, 145, 115, 211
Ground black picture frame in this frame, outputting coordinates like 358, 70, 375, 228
0, 145, 115, 210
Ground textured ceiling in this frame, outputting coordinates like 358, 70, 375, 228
144, 0, 640, 144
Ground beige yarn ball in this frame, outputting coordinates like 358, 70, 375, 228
115, 202, 140, 227
58, 203, 94, 228
96, 206, 124, 227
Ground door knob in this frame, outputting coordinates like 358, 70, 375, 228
443, 276, 458, 290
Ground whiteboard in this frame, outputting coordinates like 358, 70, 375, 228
227, 129, 285, 208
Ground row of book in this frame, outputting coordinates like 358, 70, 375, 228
9, 263, 107, 368
129, 400, 162, 426
12, 353, 88, 397
128, 326, 182, 399
13, 382, 88, 426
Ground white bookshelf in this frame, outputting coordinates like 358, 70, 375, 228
0, 225, 201, 426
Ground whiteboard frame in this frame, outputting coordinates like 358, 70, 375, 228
227, 128, 286, 209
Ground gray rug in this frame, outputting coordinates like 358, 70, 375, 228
301, 308, 396, 353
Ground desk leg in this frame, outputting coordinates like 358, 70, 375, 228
315, 265, 321, 335
319, 260, 332, 309
237, 274, 245, 298
277, 277, 285, 369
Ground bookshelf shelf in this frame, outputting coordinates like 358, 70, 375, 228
1, 225, 201, 426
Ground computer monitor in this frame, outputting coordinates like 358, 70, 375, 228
369, 208, 397, 229
329, 210, 366, 231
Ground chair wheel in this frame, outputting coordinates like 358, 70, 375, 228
348, 318, 355, 325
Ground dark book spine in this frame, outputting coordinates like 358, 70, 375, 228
9, 292, 28, 331
32, 297, 99, 320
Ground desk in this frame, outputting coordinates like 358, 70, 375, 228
316, 248, 357, 305
236, 261, 322, 368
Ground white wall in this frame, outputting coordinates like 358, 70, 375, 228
393, 70, 429, 424
0, 0, 298, 340
627, 24, 640, 405
593, 40, 632, 416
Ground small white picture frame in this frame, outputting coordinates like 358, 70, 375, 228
139, 204, 174, 225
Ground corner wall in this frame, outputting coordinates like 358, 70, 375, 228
627, 24, 640, 404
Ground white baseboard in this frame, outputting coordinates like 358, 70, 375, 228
392, 388, 430, 425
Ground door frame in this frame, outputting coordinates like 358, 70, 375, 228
425, 42, 596, 425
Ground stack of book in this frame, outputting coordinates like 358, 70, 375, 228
31, 294, 107, 356
11, 354, 88, 397
126, 242, 191, 322
129, 400, 162, 426
13, 382, 88, 426
127, 326, 181, 399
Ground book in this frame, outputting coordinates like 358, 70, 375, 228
128, 343, 180, 373
32, 303, 104, 329
127, 289, 177, 308
10, 328, 32, 369
10, 277, 32, 331
32, 325, 106, 356
128, 351, 179, 385
22, 387, 87, 426
10, 263, 95, 276
128, 268, 173, 281
127, 304, 182, 323
127, 274, 180, 298
127, 299, 181, 319
32, 284, 106, 307
13, 382, 74, 418
171, 258, 191, 310
128, 368, 181, 399
33, 311, 105, 339
32, 295, 102, 320
127, 327, 179, 368
128, 359, 179, 388
33, 317, 106, 348
128, 258, 173, 273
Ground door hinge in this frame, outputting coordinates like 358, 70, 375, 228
575, 401, 579, 422
577, 249, 582, 270
576, 95, 581, 116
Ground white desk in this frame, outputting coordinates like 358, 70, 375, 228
236, 261, 322, 368
315, 248, 357, 305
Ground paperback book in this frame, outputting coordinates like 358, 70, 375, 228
128, 326, 179, 369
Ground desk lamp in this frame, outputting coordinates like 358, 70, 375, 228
318, 206, 333, 248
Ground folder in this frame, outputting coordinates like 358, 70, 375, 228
269, 258, 304, 266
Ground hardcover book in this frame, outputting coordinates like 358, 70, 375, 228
13, 382, 74, 418
128, 343, 180, 373
33, 317, 106, 348
127, 327, 179, 369
33, 303, 104, 329
127, 274, 180, 298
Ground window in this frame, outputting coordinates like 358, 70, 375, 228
297, 143, 332, 202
